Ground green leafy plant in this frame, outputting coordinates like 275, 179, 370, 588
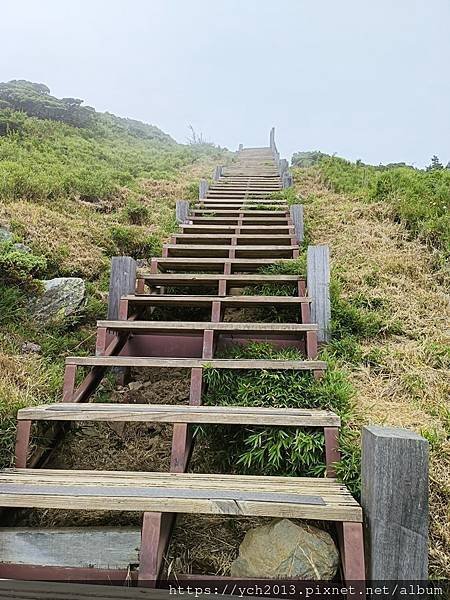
0, 242, 47, 285
122, 199, 150, 225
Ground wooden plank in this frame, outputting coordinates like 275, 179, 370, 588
123, 294, 311, 305
0, 579, 200, 599
173, 234, 293, 243
18, 403, 339, 427
175, 200, 190, 224
97, 320, 317, 332
290, 204, 304, 243
0, 527, 140, 569
140, 273, 301, 283
361, 426, 429, 579
0, 469, 362, 521
65, 356, 327, 370
107, 257, 136, 320
199, 179, 208, 199
153, 257, 294, 272
307, 245, 331, 343
164, 245, 295, 251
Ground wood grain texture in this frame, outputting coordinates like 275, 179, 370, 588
0, 527, 140, 569
175, 200, 190, 224
97, 320, 318, 332
0, 469, 362, 521
307, 245, 331, 343
199, 179, 209, 199
65, 356, 327, 370
123, 294, 311, 305
18, 403, 339, 426
107, 257, 136, 320
290, 205, 304, 243
361, 426, 429, 579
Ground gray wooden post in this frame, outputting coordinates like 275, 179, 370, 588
279, 158, 288, 177
213, 165, 223, 181
238, 144, 243, 151
290, 205, 304, 244
306, 245, 331, 342
199, 179, 209, 199
107, 257, 137, 320
282, 171, 293, 188
362, 426, 429, 580
269, 127, 276, 152
176, 200, 190, 224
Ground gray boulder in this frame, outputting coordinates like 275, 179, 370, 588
0, 227, 13, 242
21, 341, 42, 354
13, 243, 31, 253
29, 277, 85, 324
230, 519, 339, 580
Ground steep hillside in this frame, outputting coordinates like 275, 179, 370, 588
0, 81, 228, 467
293, 158, 449, 577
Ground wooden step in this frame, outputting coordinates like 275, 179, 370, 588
123, 294, 310, 307
18, 403, 339, 426
0, 527, 140, 571
139, 273, 302, 288
151, 257, 293, 272
164, 244, 296, 258
0, 469, 361, 521
190, 217, 289, 225
66, 356, 326, 370
0, 579, 171, 599
172, 234, 293, 245
181, 224, 294, 234
98, 320, 316, 333
192, 210, 287, 217
193, 205, 286, 211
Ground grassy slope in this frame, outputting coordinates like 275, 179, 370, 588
0, 107, 227, 466
294, 165, 450, 577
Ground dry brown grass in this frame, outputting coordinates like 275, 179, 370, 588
296, 168, 450, 577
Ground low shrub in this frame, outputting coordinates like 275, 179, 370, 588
0, 243, 47, 285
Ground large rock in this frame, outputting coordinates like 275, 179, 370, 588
29, 277, 85, 323
0, 226, 13, 242
230, 519, 339, 580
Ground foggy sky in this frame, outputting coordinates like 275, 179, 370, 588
2, 0, 449, 166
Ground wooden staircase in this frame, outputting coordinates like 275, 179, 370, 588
1, 140, 365, 587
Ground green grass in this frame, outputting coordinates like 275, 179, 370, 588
202, 342, 361, 493
318, 156, 450, 256
0, 110, 221, 202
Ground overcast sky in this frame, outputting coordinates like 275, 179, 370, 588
1, 0, 449, 166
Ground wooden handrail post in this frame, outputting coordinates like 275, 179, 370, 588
362, 426, 429, 580
213, 166, 223, 181
108, 257, 137, 320
199, 179, 209, 199
175, 200, 190, 224
306, 245, 331, 343
290, 205, 304, 244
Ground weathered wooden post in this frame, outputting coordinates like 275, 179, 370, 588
282, 171, 293, 188
290, 205, 304, 244
213, 165, 223, 181
199, 179, 209, 199
306, 245, 331, 343
279, 158, 288, 177
175, 200, 190, 224
107, 256, 137, 320
362, 426, 429, 580
269, 127, 276, 152
238, 143, 243, 151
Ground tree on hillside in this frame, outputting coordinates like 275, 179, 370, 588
0, 80, 94, 127
426, 155, 444, 171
